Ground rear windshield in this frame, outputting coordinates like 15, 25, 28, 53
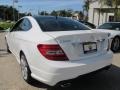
34, 16, 90, 32
98, 23, 120, 30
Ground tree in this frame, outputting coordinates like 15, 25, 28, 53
100, 0, 120, 21
60, 10, 67, 17
78, 11, 84, 20
38, 11, 49, 16
51, 10, 58, 16
0, 5, 25, 21
51, 9, 74, 17
83, 0, 92, 21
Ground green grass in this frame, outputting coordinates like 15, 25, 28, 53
0, 21, 15, 30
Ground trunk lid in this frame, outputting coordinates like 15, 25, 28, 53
45, 30, 109, 61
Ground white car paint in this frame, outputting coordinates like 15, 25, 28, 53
6, 16, 113, 86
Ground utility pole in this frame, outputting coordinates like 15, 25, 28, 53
12, 0, 18, 21
18, 5, 22, 20
12, 0, 15, 21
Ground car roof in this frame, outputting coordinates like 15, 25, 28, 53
17, 16, 64, 22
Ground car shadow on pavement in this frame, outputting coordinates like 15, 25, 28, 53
0, 49, 10, 57
28, 65, 120, 90
115, 50, 120, 53
0, 49, 6, 51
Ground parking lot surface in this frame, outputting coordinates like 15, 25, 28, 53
0, 32, 120, 90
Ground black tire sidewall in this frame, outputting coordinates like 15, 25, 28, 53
111, 37, 120, 52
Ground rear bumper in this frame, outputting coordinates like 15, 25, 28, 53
31, 51, 113, 86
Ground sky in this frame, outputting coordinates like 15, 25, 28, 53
0, 0, 84, 15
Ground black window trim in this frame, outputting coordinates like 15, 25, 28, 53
10, 18, 32, 32
10, 19, 23, 32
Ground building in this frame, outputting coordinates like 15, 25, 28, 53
72, 13, 80, 20
88, 0, 120, 26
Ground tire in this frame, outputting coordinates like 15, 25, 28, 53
5, 38, 11, 53
111, 37, 120, 52
20, 53, 33, 84
6, 43, 11, 53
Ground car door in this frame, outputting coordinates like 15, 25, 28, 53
13, 18, 32, 59
7, 19, 23, 54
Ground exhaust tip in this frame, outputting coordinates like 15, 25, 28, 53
60, 83, 71, 88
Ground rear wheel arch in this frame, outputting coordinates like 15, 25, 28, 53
111, 36, 120, 52
112, 36, 120, 44
19, 50, 31, 70
19, 50, 33, 83
19, 51, 29, 65
114, 35, 120, 39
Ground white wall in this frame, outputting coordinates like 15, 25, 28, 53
88, 1, 101, 26
88, 1, 118, 26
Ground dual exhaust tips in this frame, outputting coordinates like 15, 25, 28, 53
60, 82, 72, 88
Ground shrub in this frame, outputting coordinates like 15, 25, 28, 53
0, 21, 15, 30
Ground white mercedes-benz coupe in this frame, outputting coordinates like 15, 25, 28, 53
5, 16, 113, 86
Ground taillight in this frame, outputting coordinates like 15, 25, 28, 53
37, 44, 69, 61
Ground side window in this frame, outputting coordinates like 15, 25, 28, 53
20, 19, 32, 31
11, 19, 23, 32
